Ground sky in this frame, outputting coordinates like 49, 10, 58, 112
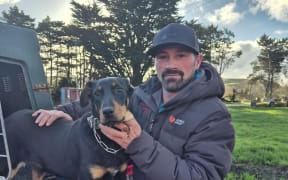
0, 0, 288, 80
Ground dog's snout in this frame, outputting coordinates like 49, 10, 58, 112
102, 106, 114, 117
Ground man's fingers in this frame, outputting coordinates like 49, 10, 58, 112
32, 109, 42, 117
99, 125, 129, 146
45, 116, 56, 126
124, 119, 138, 126
114, 123, 129, 132
35, 113, 44, 124
99, 122, 141, 149
33, 109, 72, 127
35, 112, 50, 126
38, 116, 49, 127
100, 125, 123, 138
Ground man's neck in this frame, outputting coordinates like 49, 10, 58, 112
162, 89, 178, 104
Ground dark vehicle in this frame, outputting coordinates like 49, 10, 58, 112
0, 23, 53, 179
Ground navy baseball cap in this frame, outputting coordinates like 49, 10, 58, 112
147, 23, 200, 57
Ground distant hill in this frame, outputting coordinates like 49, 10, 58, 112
223, 78, 248, 85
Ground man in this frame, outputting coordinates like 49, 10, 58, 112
35, 23, 235, 180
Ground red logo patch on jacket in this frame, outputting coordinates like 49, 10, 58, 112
169, 115, 176, 123
169, 115, 185, 125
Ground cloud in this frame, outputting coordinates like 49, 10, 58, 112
222, 40, 260, 79
251, 0, 288, 23
205, 2, 244, 26
273, 30, 288, 35
177, 0, 204, 21
0, 0, 20, 5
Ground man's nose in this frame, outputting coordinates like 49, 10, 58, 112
165, 58, 178, 68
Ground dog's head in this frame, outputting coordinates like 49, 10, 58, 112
80, 77, 134, 126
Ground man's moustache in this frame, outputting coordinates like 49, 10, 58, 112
162, 69, 184, 78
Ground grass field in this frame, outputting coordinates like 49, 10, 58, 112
226, 106, 288, 180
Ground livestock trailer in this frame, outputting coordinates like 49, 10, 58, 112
0, 23, 54, 179
0, 23, 54, 116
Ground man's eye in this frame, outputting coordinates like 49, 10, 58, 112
176, 53, 186, 58
156, 55, 167, 60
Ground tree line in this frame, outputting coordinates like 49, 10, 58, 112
1, 0, 287, 100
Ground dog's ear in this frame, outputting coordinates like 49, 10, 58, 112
80, 81, 93, 107
121, 78, 134, 96
128, 84, 134, 96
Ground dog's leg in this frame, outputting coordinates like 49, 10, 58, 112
31, 165, 46, 180
8, 161, 26, 179
89, 165, 107, 180
119, 163, 127, 172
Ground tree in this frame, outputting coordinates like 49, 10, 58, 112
70, 0, 181, 85
249, 35, 288, 98
186, 21, 242, 75
36, 17, 67, 87
282, 38, 288, 81
1, 5, 35, 29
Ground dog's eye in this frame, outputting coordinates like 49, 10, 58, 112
94, 90, 102, 96
114, 88, 124, 94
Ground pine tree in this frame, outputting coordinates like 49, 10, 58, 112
70, 0, 181, 85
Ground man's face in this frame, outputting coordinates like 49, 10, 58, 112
154, 45, 202, 92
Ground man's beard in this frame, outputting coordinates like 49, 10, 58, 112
161, 69, 191, 92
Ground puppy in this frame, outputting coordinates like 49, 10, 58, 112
0, 77, 134, 180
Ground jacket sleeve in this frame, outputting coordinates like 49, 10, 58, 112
125, 112, 235, 180
56, 101, 91, 120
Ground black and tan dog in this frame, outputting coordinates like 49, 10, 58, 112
0, 77, 134, 180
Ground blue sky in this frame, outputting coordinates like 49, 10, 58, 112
179, 0, 288, 41
178, 0, 288, 82
1, 0, 288, 81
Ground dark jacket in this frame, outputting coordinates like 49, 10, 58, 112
126, 62, 235, 180
56, 101, 91, 120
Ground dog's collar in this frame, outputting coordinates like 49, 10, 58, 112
87, 114, 100, 129
86, 114, 122, 154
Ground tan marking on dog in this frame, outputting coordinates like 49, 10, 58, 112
124, 111, 135, 121
119, 163, 127, 172
99, 104, 107, 124
113, 100, 125, 120
113, 100, 134, 121
99, 110, 104, 124
89, 165, 106, 179
106, 167, 118, 175
96, 86, 102, 93
106, 163, 127, 176
111, 81, 116, 87
31, 168, 46, 180
8, 161, 26, 179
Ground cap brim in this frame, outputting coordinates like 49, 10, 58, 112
147, 43, 199, 57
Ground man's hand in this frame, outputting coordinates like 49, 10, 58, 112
99, 119, 141, 149
32, 109, 73, 127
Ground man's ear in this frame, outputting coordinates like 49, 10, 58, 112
152, 57, 156, 65
80, 81, 94, 107
195, 53, 203, 69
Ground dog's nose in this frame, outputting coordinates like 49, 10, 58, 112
102, 107, 114, 117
